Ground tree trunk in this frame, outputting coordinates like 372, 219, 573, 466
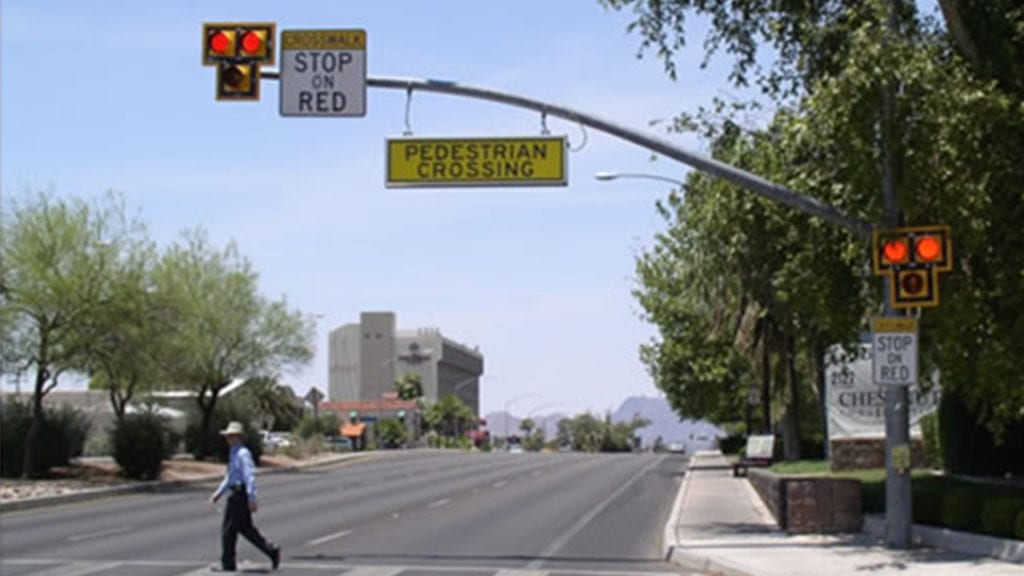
22, 367, 49, 479
197, 389, 218, 460
812, 339, 829, 460
937, 0, 980, 69
782, 333, 802, 461
760, 321, 772, 434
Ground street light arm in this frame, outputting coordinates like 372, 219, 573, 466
262, 71, 873, 240
594, 172, 684, 187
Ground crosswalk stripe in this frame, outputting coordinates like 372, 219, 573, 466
21, 561, 121, 576
339, 567, 405, 576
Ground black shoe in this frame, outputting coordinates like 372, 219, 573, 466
270, 546, 281, 570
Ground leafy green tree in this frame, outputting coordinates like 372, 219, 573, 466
424, 394, 474, 439
0, 192, 141, 478
153, 230, 315, 460
606, 0, 1024, 451
395, 372, 423, 401
519, 417, 535, 437
378, 418, 408, 449
237, 376, 301, 432
80, 233, 174, 422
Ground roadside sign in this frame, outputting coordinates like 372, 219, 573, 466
386, 136, 568, 187
280, 29, 366, 117
871, 317, 918, 386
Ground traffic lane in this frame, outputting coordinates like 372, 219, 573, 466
0, 450, 564, 562
267, 452, 596, 556
298, 452, 679, 573
553, 453, 688, 565
0, 450, 472, 559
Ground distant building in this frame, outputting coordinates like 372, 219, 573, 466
327, 311, 484, 416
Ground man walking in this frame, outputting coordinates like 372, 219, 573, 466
209, 421, 281, 572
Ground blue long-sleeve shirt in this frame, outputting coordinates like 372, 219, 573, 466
214, 443, 257, 501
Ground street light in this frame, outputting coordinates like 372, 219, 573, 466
594, 171, 685, 187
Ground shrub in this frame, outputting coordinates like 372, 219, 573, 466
1, 400, 89, 478
111, 412, 178, 480
980, 497, 1024, 539
294, 412, 342, 439
1016, 509, 1024, 540
941, 489, 981, 532
912, 477, 946, 526
377, 419, 407, 449
717, 433, 746, 455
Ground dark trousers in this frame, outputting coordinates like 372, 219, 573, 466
221, 487, 275, 569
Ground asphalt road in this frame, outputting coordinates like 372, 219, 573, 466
1, 450, 695, 576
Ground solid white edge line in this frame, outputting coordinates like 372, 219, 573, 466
526, 455, 667, 570
662, 456, 692, 559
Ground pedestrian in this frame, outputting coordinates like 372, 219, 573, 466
209, 421, 281, 572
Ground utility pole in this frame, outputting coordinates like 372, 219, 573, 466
880, 3, 912, 549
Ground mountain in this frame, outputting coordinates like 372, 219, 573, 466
612, 396, 724, 451
484, 396, 722, 451
483, 412, 565, 439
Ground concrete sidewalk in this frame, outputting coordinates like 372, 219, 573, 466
666, 451, 1024, 576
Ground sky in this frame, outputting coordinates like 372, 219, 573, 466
1, 1, 745, 417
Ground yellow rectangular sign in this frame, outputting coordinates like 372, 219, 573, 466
871, 317, 918, 333
386, 136, 568, 188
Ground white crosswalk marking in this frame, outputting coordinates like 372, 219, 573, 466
338, 567, 405, 576
2, 558, 680, 576
21, 561, 121, 576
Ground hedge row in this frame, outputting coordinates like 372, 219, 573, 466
862, 475, 1024, 540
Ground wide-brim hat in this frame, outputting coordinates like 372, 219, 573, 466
220, 421, 245, 436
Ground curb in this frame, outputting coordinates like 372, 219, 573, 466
863, 514, 1024, 564
669, 549, 762, 576
0, 452, 377, 514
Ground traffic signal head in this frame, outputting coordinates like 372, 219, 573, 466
202, 23, 276, 66
872, 225, 952, 308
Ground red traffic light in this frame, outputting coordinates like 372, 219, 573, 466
240, 30, 264, 55
882, 239, 909, 265
915, 235, 942, 262
209, 31, 232, 54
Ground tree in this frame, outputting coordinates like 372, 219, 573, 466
0, 192, 141, 478
80, 231, 173, 423
236, 376, 301, 432
607, 0, 1024, 449
395, 372, 423, 401
424, 394, 474, 439
519, 417, 535, 437
153, 230, 315, 460
378, 418, 408, 449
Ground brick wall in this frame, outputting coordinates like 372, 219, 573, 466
748, 469, 863, 533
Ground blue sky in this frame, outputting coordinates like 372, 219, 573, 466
2, 1, 743, 416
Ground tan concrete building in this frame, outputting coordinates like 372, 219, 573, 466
327, 312, 484, 416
